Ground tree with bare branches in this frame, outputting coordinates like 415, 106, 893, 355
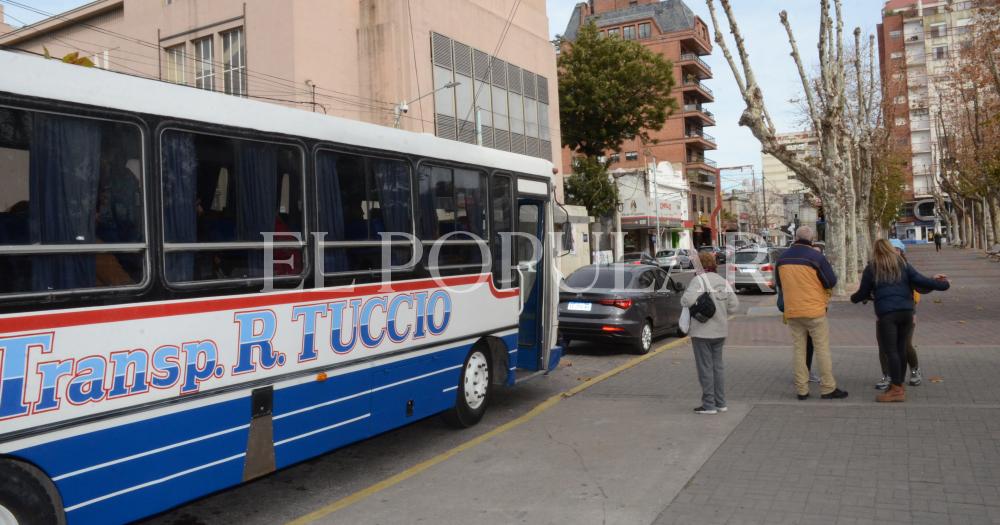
705, 0, 858, 294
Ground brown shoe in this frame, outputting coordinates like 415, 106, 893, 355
877, 384, 906, 403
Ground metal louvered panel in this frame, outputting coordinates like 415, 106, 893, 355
480, 125, 494, 148
507, 64, 522, 94
473, 49, 491, 81
523, 71, 537, 100
491, 58, 507, 88
436, 114, 457, 140
540, 140, 552, 160
457, 119, 477, 144
525, 137, 539, 157
454, 42, 472, 76
536, 75, 549, 104
432, 33, 453, 69
494, 130, 511, 151
511, 132, 525, 154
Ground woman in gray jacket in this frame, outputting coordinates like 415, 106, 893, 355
681, 252, 740, 415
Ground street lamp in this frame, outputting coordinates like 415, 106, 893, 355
394, 81, 460, 128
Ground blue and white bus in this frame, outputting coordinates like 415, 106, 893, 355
0, 50, 563, 525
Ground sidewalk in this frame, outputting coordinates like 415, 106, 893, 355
321, 245, 1000, 525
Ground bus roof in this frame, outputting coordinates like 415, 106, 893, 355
0, 50, 555, 178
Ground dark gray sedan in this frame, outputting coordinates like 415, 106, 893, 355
558, 264, 688, 354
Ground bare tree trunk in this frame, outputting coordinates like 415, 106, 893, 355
846, 198, 859, 281
985, 197, 996, 248
949, 208, 961, 246
990, 196, 1000, 248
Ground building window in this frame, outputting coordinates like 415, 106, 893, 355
609, 153, 620, 163
623, 26, 636, 40
164, 44, 185, 84
889, 30, 902, 39
607, 28, 620, 39
638, 23, 651, 39
895, 117, 907, 126
930, 23, 946, 39
890, 51, 903, 59
194, 37, 214, 91
894, 95, 907, 104
222, 28, 247, 96
625, 151, 638, 161
599, 30, 606, 38
933, 46, 947, 60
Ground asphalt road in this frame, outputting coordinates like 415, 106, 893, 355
137, 277, 776, 525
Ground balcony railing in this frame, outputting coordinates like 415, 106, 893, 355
687, 158, 718, 168
679, 53, 711, 72
910, 119, 931, 131
683, 79, 714, 97
687, 130, 716, 144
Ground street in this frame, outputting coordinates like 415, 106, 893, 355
137, 244, 1000, 525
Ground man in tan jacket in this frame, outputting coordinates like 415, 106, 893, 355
775, 226, 848, 400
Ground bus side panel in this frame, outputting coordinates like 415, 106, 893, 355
272, 367, 373, 469
12, 397, 250, 525
369, 344, 469, 435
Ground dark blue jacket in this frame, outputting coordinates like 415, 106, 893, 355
850, 263, 949, 317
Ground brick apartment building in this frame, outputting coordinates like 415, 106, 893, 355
877, 0, 976, 241
560, 0, 720, 248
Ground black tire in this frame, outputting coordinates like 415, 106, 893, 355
442, 345, 493, 428
632, 320, 653, 355
561, 337, 572, 349
0, 459, 65, 525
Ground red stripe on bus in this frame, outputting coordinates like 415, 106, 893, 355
0, 275, 519, 333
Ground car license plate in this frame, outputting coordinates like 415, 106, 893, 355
567, 302, 592, 312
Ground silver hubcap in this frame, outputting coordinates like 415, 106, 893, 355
641, 324, 652, 350
464, 351, 489, 410
0, 504, 18, 525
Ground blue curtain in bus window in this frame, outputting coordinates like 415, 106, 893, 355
235, 142, 278, 277
28, 113, 101, 291
372, 159, 411, 266
417, 166, 439, 240
161, 132, 198, 282
316, 152, 348, 272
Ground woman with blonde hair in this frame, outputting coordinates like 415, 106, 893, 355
851, 239, 949, 402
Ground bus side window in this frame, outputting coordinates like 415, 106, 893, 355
0, 106, 145, 298
491, 174, 514, 288
417, 164, 488, 274
160, 130, 305, 286
315, 150, 414, 277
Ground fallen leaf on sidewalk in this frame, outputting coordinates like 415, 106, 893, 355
561, 360, 573, 367
933, 299, 942, 304
576, 376, 592, 382
929, 376, 944, 383
958, 320, 967, 324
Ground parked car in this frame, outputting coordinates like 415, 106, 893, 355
558, 264, 687, 354
655, 249, 695, 269
619, 252, 657, 266
728, 248, 780, 293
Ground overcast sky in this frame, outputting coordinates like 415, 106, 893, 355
6, 0, 885, 187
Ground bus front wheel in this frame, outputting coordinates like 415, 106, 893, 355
443, 346, 492, 428
0, 459, 65, 525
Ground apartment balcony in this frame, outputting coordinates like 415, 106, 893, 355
681, 103, 716, 126
686, 158, 718, 177
906, 53, 925, 65
912, 141, 932, 153
688, 168, 717, 187
685, 129, 717, 150
678, 53, 712, 79
681, 79, 714, 102
910, 119, 931, 131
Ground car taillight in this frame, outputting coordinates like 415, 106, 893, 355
598, 298, 633, 309
760, 264, 773, 272
601, 325, 625, 332
631, 261, 642, 265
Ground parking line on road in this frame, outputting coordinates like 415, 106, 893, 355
284, 336, 691, 525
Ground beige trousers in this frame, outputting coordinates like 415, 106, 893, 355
787, 316, 836, 395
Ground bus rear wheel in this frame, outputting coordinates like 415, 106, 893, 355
443, 346, 492, 428
0, 459, 65, 525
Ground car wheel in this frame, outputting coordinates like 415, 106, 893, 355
632, 320, 653, 355
442, 345, 492, 428
0, 459, 66, 525
561, 337, 572, 349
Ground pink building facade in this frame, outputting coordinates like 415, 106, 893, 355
0, 0, 563, 192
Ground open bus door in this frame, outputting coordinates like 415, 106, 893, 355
514, 178, 561, 375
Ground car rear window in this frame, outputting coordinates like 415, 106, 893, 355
656, 250, 675, 257
565, 267, 635, 289
734, 251, 768, 264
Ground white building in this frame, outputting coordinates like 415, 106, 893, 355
618, 161, 692, 254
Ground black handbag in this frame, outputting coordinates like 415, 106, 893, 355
690, 274, 717, 323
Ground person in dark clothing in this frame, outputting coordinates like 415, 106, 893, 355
934, 233, 943, 252
851, 239, 950, 402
